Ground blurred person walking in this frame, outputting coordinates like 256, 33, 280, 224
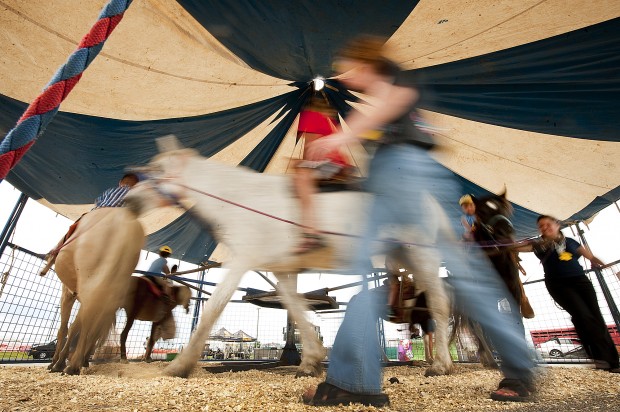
302, 36, 537, 406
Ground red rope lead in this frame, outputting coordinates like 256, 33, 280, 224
169, 180, 531, 249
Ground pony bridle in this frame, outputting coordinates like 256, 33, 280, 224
141, 175, 189, 211
480, 214, 513, 236
479, 214, 514, 251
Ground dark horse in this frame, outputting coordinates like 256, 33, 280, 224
472, 191, 533, 319
120, 276, 192, 362
378, 195, 533, 368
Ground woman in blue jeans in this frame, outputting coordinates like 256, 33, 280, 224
302, 36, 537, 407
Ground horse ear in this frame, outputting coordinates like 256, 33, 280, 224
470, 194, 479, 206
156, 135, 185, 153
499, 185, 507, 199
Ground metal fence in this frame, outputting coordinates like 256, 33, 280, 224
1, 241, 619, 366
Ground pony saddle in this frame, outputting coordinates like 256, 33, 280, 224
317, 164, 365, 193
140, 276, 164, 298
317, 175, 365, 193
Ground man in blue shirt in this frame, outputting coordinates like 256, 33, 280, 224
40, 173, 140, 276
93, 173, 139, 209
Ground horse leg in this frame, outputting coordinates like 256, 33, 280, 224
51, 313, 81, 373
165, 262, 248, 378
49, 286, 76, 371
401, 247, 453, 377
145, 323, 157, 362
274, 272, 325, 378
470, 319, 499, 369
423, 287, 452, 375
120, 314, 136, 364
64, 307, 115, 375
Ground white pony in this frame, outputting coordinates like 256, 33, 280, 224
126, 136, 454, 378
47, 207, 144, 374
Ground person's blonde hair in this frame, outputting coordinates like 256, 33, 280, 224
459, 194, 473, 206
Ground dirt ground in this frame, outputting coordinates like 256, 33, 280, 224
1, 362, 618, 412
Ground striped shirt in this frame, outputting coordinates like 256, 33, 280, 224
92, 186, 131, 209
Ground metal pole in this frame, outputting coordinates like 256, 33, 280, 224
190, 269, 206, 333
0, 193, 28, 257
279, 275, 301, 365
374, 272, 387, 352
575, 222, 620, 335
255, 307, 261, 343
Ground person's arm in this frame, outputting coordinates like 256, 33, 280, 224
461, 216, 472, 230
576, 246, 605, 268
342, 82, 418, 137
162, 263, 171, 275
512, 240, 534, 253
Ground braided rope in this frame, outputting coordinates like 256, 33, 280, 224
0, 0, 133, 180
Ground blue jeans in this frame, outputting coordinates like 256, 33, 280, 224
326, 144, 535, 393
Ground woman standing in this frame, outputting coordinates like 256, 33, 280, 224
520, 215, 619, 373
302, 36, 536, 406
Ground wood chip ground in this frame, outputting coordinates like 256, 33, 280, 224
1, 362, 618, 411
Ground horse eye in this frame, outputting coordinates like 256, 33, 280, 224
485, 201, 498, 210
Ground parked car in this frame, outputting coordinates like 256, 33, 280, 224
28, 339, 57, 360
535, 337, 582, 358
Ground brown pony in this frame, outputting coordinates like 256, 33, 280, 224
472, 191, 533, 318
460, 191, 534, 367
120, 276, 191, 362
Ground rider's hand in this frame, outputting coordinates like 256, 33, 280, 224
306, 132, 355, 160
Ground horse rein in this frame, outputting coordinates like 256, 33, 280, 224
477, 214, 516, 256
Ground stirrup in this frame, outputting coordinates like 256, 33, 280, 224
293, 233, 326, 255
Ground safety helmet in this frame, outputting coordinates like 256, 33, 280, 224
459, 194, 473, 206
159, 245, 172, 254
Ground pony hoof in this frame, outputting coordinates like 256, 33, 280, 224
164, 364, 190, 378
63, 366, 80, 376
144, 358, 153, 363
295, 364, 323, 378
424, 367, 449, 377
50, 364, 65, 373
119, 359, 129, 364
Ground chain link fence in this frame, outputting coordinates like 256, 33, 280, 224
1, 241, 619, 366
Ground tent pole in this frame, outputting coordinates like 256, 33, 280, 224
0, 193, 28, 257
575, 221, 620, 336
190, 269, 206, 333
374, 272, 387, 352
279, 275, 301, 366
